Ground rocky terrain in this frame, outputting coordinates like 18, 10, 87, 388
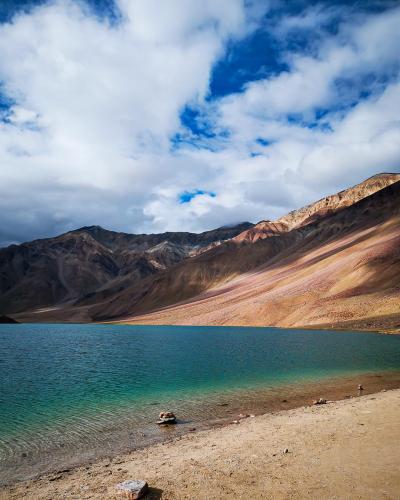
0, 223, 252, 316
1, 172, 399, 330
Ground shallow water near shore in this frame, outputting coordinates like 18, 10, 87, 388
1, 324, 400, 484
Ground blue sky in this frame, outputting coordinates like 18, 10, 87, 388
0, 0, 399, 245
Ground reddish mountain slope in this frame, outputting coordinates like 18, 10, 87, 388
108, 177, 400, 331
8, 173, 400, 330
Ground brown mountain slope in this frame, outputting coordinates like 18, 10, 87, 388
0, 223, 252, 315
234, 172, 400, 243
109, 180, 400, 330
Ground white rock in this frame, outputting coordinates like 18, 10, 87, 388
116, 480, 148, 499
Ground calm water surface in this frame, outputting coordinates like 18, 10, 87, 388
1, 324, 400, 481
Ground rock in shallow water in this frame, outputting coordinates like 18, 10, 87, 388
157, 411, 176, 424
116, 480, 148, 499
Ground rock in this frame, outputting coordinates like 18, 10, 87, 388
358, 384, 364, 391
48, 475, 62, 482
283, 448, 289, 454
313, 398, 327, 405
116, 480, 148, 499
250, 414, 255, 418
238, 413, 250, 419
232, 420, 240, 424
157, 411, 176, 424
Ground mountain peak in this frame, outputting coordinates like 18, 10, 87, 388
233, 172, 400, 244
74, 225, 107, 233
276, 172, 400, 231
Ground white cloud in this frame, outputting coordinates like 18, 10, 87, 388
0, 1, 399, 244
0, 0, 251, 243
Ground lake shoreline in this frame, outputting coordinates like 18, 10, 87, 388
111, 320, 400, 335
1, 370, 400, 491
1, 387, 399, 499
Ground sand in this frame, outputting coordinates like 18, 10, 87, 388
1, 389, 399, 499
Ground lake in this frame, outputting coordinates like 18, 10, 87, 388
1, 324, 400, 483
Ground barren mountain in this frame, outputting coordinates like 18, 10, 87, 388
3, 173, 400, 331
0, 223, 252, 315
95, 174, 400, 331
234, 173, 400, 243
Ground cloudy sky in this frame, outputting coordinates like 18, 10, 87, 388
0, 0, 399, 246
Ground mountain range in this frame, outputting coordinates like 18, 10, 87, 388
1, 173, 399, 331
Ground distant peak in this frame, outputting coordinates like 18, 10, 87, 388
367, 172, 399, 179
75, 225, 106, 233
217, 222, 253, 230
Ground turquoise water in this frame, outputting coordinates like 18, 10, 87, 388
0, 324, 400, 481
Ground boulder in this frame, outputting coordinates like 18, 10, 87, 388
157, 411, 176, 424
313, 398, 327, 405
116, 480, 148, 499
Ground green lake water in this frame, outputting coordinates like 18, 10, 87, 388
0, 324, 399, 482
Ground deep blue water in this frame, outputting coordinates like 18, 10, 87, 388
0, 324, 399, 480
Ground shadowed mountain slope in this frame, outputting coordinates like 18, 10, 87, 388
0, 223, 252, 315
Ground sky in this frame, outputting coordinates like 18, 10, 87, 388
0, 0, 399, 246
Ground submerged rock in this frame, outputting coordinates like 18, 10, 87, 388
116, 480, 148, 499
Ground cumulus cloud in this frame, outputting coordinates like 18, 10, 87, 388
0, 0, 250, 244
0, 0, 399, 244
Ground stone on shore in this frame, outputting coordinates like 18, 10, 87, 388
116, 480, 148, 499
313, 398, 327, 405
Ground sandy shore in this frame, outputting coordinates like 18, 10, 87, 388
1, 389, 399, 499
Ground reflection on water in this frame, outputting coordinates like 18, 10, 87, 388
0, 324, 399, 483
